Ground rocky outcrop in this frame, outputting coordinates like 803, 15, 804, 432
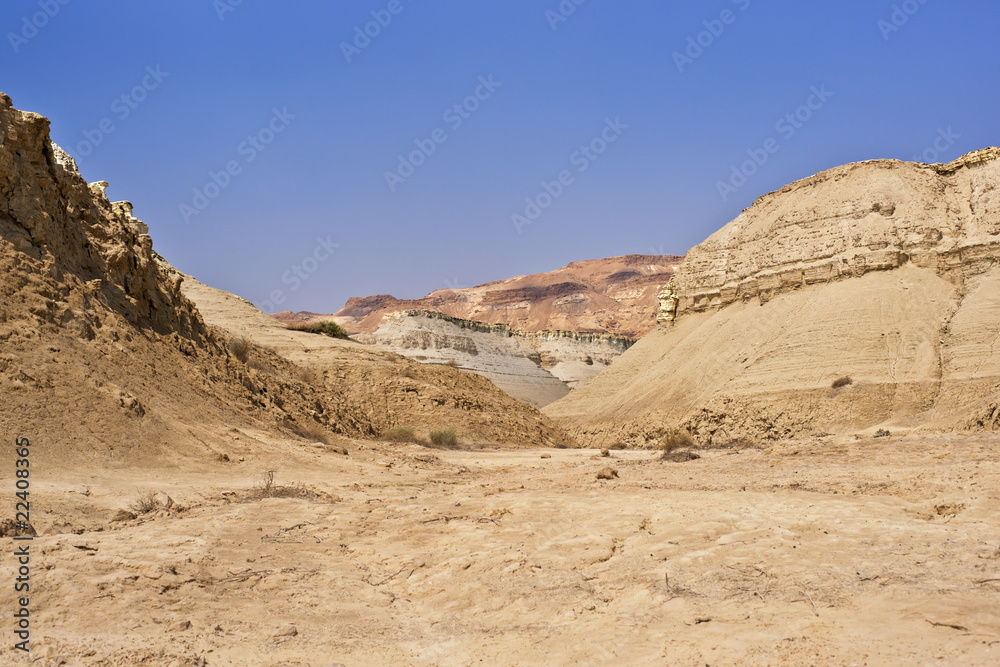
546, 149, 1000, 447
356, 310, 635, 407
0, 92, 572, 460
675, 149, 1000, 318
276, 254, 684, 338
655, 278, 679, 324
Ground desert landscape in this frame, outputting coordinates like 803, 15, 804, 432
2, 3, 999, 665
2, 88, 1000, 665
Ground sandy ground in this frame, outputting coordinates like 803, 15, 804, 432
2, 432, 999, 666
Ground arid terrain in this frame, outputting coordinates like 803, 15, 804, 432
3, 93, 1000, 666
1, 433, 999, 665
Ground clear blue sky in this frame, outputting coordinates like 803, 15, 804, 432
2, 1, 996, 313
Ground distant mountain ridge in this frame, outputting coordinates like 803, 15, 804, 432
273, 254, 684, 338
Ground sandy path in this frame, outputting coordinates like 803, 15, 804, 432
1, 433, 998, 665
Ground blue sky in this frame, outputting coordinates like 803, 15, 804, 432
2, 0, 996, 313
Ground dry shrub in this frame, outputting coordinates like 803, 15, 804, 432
439, 359, 459, 368
228, 337, 251, 363
255, 470, 276, 498
246, 470, 328, 502
658, 428, 700, 462
429, 429, 458, 448
129, 491, 160, 515
832, 376, 853, 389
382, 427, 421, 444
659, 428, 695, 454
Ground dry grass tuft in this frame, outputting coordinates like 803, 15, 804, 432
659, 428, 695, 454
429, 429, 458, 448
832, 376, 853, 389
228, 336, 251, 363
382, 427, 422, 444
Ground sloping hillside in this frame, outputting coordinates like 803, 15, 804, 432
545, 149, 1000, 446
0, 92, 571, 463
181, 277, 572, 446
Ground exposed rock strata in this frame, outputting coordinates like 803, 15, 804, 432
546, 149, 1000, 446
356, 310, 635, 407
277, 254, 684, 338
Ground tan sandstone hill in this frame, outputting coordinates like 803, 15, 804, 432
275, 254, 683, 338
545, 148, 1000, 447
0, 93, 570, 462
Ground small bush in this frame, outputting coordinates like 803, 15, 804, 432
256, 470, 276, 498
128, 491, 160, 515
429, 429, 458, 448
659, 429, 695, 454
228, 337, 251, 363
874, 428, 891, 438
287, 320, 349, 339
382, 427, 421, 444
832, 376, 853, 389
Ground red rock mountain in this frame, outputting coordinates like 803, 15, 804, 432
274, 254, 684, 338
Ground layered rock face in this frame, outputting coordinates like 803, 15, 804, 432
545, 149, 1000, 446
0, 94, 571, 459
355, 310, 635, 407
278, 254, 683, 338
677, 148, 1000, 315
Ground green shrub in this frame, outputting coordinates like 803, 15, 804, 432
874, 428, 891, 438
429, 429, 458, 448
287, 320, 349, 339
228, 336, 251, 363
